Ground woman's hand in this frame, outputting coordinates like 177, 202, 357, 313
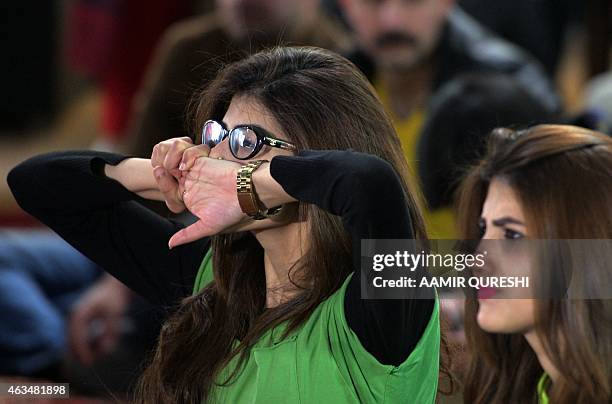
168, 156, 248, 248
167, 149, 300, 248
150, 137, 209, 213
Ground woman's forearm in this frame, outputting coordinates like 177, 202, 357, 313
252, 162, 297, 208
104, 158, 164, 201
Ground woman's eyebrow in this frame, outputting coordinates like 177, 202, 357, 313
233, 122, 262, 129
233, 123, 275, 136
492, 217, 525, 227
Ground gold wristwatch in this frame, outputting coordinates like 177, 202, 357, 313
236, 160, 282, 220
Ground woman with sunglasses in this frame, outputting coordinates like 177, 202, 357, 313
8, 47, 444, 403
457, 125, 612, 403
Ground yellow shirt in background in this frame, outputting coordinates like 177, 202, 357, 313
374, 81, 457, 239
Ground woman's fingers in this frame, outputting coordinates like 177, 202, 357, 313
151, 136, 193, 169
153, 166, 185, 213
179, 144, 211, 172
163, 138, 196, 176
149, 137, 198, 211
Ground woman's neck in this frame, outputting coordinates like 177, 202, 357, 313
254, 221, 308, 308
524, 330, 561, 383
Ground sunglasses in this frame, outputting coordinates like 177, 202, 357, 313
201, 120, 297, 160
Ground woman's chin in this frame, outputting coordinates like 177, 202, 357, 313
476, 300, 533, 334
476, 302, 508, 333
230, 203, 301, 234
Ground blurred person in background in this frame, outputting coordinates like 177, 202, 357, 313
121, 0, 350, 158
417, 73, 556, 216
0, 228, 162, 396
337, 0, 559, 238
0, 230, 102, 378
457, 125, 612, 403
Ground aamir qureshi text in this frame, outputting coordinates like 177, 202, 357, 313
370, 250, 530, 289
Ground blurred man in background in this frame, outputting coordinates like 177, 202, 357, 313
338, 0, 559, 237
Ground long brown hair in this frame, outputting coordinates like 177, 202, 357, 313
457, 124, 612, 403
134, 47, 428, 403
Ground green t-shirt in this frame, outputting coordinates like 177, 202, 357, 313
193, 250, 440, 403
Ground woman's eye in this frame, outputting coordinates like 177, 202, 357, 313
477, 218, 486, 238
504, 228, 524, 240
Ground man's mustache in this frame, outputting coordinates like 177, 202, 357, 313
376, 32, 418, 48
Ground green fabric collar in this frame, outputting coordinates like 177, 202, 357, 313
537, 373, 550, 404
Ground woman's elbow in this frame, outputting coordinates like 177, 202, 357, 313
352, 154, 403, 196
7, 157, 47, 213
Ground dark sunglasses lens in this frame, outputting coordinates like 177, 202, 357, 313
230, 128, 258, 159
202, 121, 225, 147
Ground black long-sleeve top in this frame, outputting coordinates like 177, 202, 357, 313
7, 150, 433, 366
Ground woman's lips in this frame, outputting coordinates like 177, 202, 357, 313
477, 286, 498, 299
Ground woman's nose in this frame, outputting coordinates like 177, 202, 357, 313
208, 137, 238, 162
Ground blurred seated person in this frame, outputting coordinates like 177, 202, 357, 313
417, 73, 557, 214
0, 228, 164, 396
0, 230, 102, 378
121, 0, 350, 158
338, 0, 560, 237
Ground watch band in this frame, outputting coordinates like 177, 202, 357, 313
236, 160, 282, 220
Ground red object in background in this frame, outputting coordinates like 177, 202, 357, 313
66, 0, 122, 77
66, 0, 191, 139
0, 212, 42, 228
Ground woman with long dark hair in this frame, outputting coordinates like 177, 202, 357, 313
457, 125, 612, 403
8, 47, 442, 403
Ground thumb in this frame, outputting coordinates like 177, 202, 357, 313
154, 166, 185, 213
168, 220, 213, 249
